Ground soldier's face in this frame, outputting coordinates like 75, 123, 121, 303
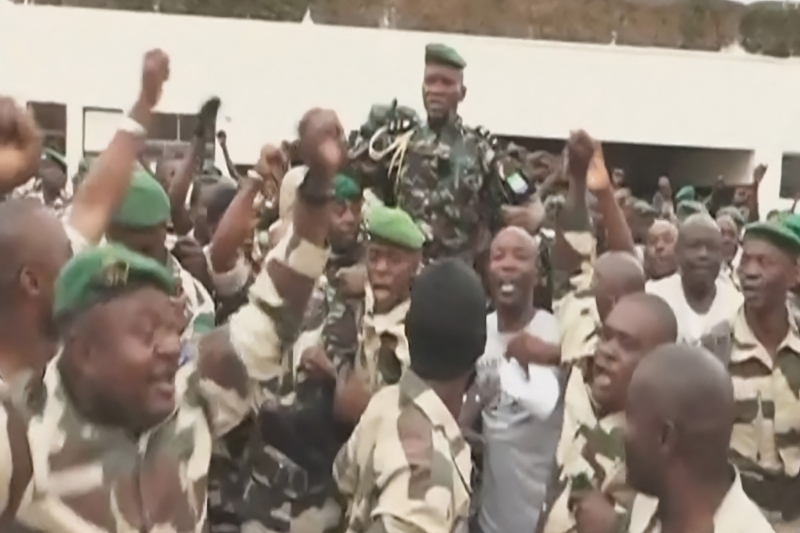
676, 223, 723, 288
107, 223, 169, 266
488, 229, 538, 309
644, 222, 678, 280
738, 237, 797, 311
422, 64, 464, 121
592, 299, 653, 415
716, 215, 739, 263
38, 159, 67, 194
624, 379, 665, 496
367, 240, 419, 314
72, 286, 184, 432
329, 199, 362, 253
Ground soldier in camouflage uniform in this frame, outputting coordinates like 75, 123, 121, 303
724, 215, 800, 532
294, 173, 368, 375
12, 148, 71, 218
348, 43, 543, 270
623, 345, 775, 533
106, 168, 216, 341
238, 205, 424, 533
0, 104, 345, 532
540, 293, 678, 533
334, 259, 485, 533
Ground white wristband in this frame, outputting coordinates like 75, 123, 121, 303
118, 116, 147, 138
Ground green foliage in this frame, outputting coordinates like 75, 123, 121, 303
15, 0, 800, 58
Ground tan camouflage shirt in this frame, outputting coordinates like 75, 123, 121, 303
627, 468, 775, 533
355, 287, 410, 395
541, 371, 632, 533
334, 371, 471, 533
728, 304, 800, 526
0, 227, 329, 533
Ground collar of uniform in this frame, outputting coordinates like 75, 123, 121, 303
398, 370, 463, 449
364, 285, 410, 335
628, 467, 750, 533
731, 304, 800, 368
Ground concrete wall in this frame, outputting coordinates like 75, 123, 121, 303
2, 2, 799, 214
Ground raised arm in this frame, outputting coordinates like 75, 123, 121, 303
68, 50, 170, 246
197, 109, 346, 436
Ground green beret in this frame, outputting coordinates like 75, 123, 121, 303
366, 205, 425, 250
42, 148, 67, 171
334, 173, 362, 202
425, 43, 466, 69
744, 216, 800, 255
112, 169, 171, 228
53, 243, 176, 319
674, 186, 696, 203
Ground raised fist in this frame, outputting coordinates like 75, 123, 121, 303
566, 129, 594, 181
217, 130, 227, 144
0, 97, 41, 190
298, 108, 345, 176
140, 49, 170, 109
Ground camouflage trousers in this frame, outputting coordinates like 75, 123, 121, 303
239, 446, 342, 533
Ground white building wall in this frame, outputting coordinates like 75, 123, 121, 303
1, 3, 799, 213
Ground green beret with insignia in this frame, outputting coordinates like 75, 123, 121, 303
53, 243, 176, 319
366, 205, 425, 250
112, 169, 171, 228
41, 148, 68, 171
425, 43, 466, 70
674, 186, 696, 203
744, 215, 800, 255
334, 173, 362, 202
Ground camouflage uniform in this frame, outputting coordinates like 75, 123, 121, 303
168, 254, 217, 340
728, 305, 800, 532
627, 470, 775, 533
350, 114, 515, 267
235, 245, 366, 533
355, 286, 411, 395
333, 370, 471, 533
0, 226, 329, 533
540, 371, 633, 533
238, 265, 417, 533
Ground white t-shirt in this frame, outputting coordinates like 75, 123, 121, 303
646, 272, 742, 346
476, 310, 562, 533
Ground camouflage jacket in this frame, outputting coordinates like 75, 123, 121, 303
350, 114, 510, 267
728, 304, 800, 524
294, 245, 367, 376
541, 371, 633, 533
354, 287, 410, 395
334, 370, 471, 533
0, 226, 329, 533
168, 254, 216, 342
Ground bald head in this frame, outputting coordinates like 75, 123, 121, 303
492, 226, 538, 255
0, 198, 70, 313
649, 219, 677, 239
625, 344, 734, 495
679, 213, 719, 234
593, 251, 646, 321
595, 251, 646, 291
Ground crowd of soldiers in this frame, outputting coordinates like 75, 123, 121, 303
0, 39, 796, 533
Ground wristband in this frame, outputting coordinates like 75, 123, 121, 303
118, 116, 147, 138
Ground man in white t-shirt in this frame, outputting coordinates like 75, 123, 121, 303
647, 213, 741, 346
467, 227, 562, 533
